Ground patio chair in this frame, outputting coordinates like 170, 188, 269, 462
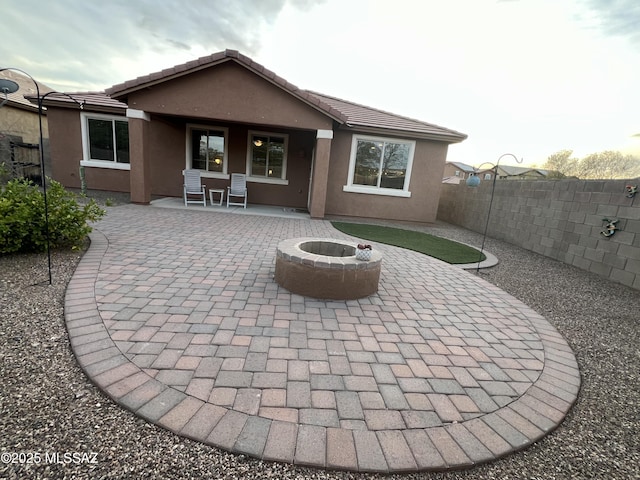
227, 173, 247, 208
183, 169, 206, 207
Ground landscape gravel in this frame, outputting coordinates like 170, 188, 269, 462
1, 195, 638, 479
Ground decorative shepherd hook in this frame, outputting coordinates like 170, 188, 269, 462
466, 153, 523, 273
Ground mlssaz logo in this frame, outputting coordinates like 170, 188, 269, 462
45, 452, 99, 464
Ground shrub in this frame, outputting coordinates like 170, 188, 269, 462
0, 178, 105, 254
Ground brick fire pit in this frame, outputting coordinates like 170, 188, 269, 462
274, 238, 382, 300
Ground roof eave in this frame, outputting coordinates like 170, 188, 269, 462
341, 124, 467, 143
2, 100, 40, 113
44, 99, 124, 115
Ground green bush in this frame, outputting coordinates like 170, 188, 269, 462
0, 178, 105, 254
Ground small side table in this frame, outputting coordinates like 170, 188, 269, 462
209, 189, 225, 206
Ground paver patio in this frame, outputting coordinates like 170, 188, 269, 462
65, 204, 580, 473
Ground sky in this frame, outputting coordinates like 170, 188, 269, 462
2, 0, 639, 167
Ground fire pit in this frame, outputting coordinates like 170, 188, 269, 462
274, 238, 382, 300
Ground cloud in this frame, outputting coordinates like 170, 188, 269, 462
2, 0, 637, 165
580, 0, 640, 46
0, 0, 320, 91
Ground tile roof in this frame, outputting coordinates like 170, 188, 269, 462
105, 49, 347, 124
0, 70, 54, 112
306, 91, 467, 142
38, 92, 126, 112
103, 49, 466, 143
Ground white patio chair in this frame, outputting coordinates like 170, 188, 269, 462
227, 173, 247, 208
183, 169, 206, 207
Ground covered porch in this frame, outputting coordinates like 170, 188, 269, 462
125, 111, 334, 218
150, 196, 311, 220
105, 51, 342, 218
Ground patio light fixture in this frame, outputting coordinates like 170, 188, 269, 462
0, 67, 84, 285
466, 153, 523, 274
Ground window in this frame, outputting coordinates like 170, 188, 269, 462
188, 127, 227, 175
344, 135, 415, 197
247, 131, 288, 182
455, 170, 460, 177
81, 113, 129, 169
484, 173, 492, 180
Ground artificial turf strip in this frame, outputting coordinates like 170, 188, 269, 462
330, 222, 486, 264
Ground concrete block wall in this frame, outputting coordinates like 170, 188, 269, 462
438, 179, 640, 290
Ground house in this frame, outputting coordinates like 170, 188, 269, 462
43, 49, 466, 222
443, 161, 475, 180
443, 161, 550, 184
0, 70, 54, 181
443, 161, 495, 183
496, 165, 548, 180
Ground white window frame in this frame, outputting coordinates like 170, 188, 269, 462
245, 130, 289, 185
343, 134, 415, 197
80, 112, 130, 170
484, 173, 492, 180
186, 124, 229, 179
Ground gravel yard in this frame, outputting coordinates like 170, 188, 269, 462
1, 200, 638, 479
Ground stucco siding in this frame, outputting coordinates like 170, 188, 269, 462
0, 106, 48, 144
48, 108, 130, 192
48, 109, 82, 188
125, 62, 333, 131
324, 130, 448, 223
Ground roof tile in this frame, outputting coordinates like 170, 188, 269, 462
307, 91, 466, 141
81, 50, 465, 141
39, 91, 126, 111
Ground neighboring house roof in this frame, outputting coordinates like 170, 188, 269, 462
446, 161, 476, 172
498, 165, 529, 176
498, 165, 548, 177
0, 70, 54, 113
103, 49, 466, 143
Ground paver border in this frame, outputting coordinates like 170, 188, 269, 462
64, 227, 580, 473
